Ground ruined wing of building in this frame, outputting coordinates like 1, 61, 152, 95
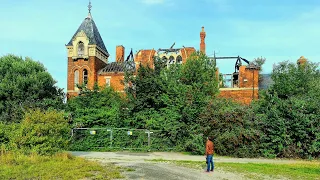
65, 2, 302, 104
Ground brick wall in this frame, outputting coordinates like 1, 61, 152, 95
134, 49, 156, 69
218, 65, 259, 104
238, 66, 259, 88
180, 47, 196, 63
67, 56, 106, 91
98, 72, 125, 92
219, 88, 259, 105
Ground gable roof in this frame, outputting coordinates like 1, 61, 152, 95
67, 15, 109, 56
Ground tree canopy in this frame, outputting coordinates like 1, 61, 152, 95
255, 61, 320, 158
0, 55, 64, 123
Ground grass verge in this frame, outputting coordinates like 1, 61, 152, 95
0, 151, 122, 180
150, 159, 320, 180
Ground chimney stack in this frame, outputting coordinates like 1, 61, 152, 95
116, 45, 125, 62
200, 26, 206, 54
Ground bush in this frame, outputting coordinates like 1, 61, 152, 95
184, 134, 205, 155
12, 109, 70, 155
254, 61, 320, 158
199, 98, 261, 158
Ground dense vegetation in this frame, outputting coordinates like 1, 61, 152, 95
0, 53, 319, 159
0, 55, 64, 123
254, 61, 320, 158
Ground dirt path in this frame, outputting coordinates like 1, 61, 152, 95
71, 151, 301, 180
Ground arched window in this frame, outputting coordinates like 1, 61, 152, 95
169, 56, 175, 64
74, 70, 79, 89
162, 56, 168, 61
177, 55, 182, 64
83, 69, 88, 85
78, 41, 84, 57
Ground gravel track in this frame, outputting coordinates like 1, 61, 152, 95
71, 151, 302, 180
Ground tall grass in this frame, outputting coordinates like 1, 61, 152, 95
0, 151, 122, 180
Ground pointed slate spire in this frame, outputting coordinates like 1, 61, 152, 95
66, 0, 109, 56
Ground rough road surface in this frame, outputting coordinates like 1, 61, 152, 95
72, 151, 301, 180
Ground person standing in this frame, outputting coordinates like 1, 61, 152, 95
205, 136, 214, 172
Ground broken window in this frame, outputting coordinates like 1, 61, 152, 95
83, 69, 88, 86
232, 72, 239, 88
177, 55, 182, 64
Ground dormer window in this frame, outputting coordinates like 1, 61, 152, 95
78, 41, 84, 57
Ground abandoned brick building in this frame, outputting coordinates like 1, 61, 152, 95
66, 3, 260, 104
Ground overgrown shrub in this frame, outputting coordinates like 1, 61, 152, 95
199, 98, 261, 158
254, 61, 320, 158
0, 123, 19, 151
12, 109, 70, 155
67, 86, 124, 128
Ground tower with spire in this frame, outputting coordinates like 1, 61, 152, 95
66, 1, 109, 99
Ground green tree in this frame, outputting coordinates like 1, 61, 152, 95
0, 55, 64, 123
199, 98, 261, 157
124, 52, 219, 153
66, 85, 124, 128
255, 61, 320, 158
251, 56, 266, 83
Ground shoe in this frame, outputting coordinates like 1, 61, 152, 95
205, 171, 210, 173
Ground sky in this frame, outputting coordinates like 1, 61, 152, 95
0, 0, 319, 91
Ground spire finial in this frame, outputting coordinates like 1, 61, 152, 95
88, 0, 92, 14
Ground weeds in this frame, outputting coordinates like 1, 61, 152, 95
0, 151, 123, 180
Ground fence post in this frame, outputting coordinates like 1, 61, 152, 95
107, 129, 112, 148
145, 130, 153, 150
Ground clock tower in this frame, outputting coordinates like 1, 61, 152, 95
66, 1, 109, 99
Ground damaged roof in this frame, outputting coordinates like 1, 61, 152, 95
99, 62, 135, 74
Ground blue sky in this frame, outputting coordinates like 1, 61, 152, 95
1, 0, 319, 90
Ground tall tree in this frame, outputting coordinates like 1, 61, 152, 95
255, 61, 320, 158
124, 52, 219, 153
0, 55, 64, 123
251, 56, 266, 83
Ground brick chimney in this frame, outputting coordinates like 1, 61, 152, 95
297, 56, 307, 66
116, 45, 125, 62
200, 26, 206, 54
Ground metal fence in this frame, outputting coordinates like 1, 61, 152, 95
70, 127, 175, 151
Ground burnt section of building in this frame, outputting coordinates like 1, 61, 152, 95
209, 55, 260, 104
